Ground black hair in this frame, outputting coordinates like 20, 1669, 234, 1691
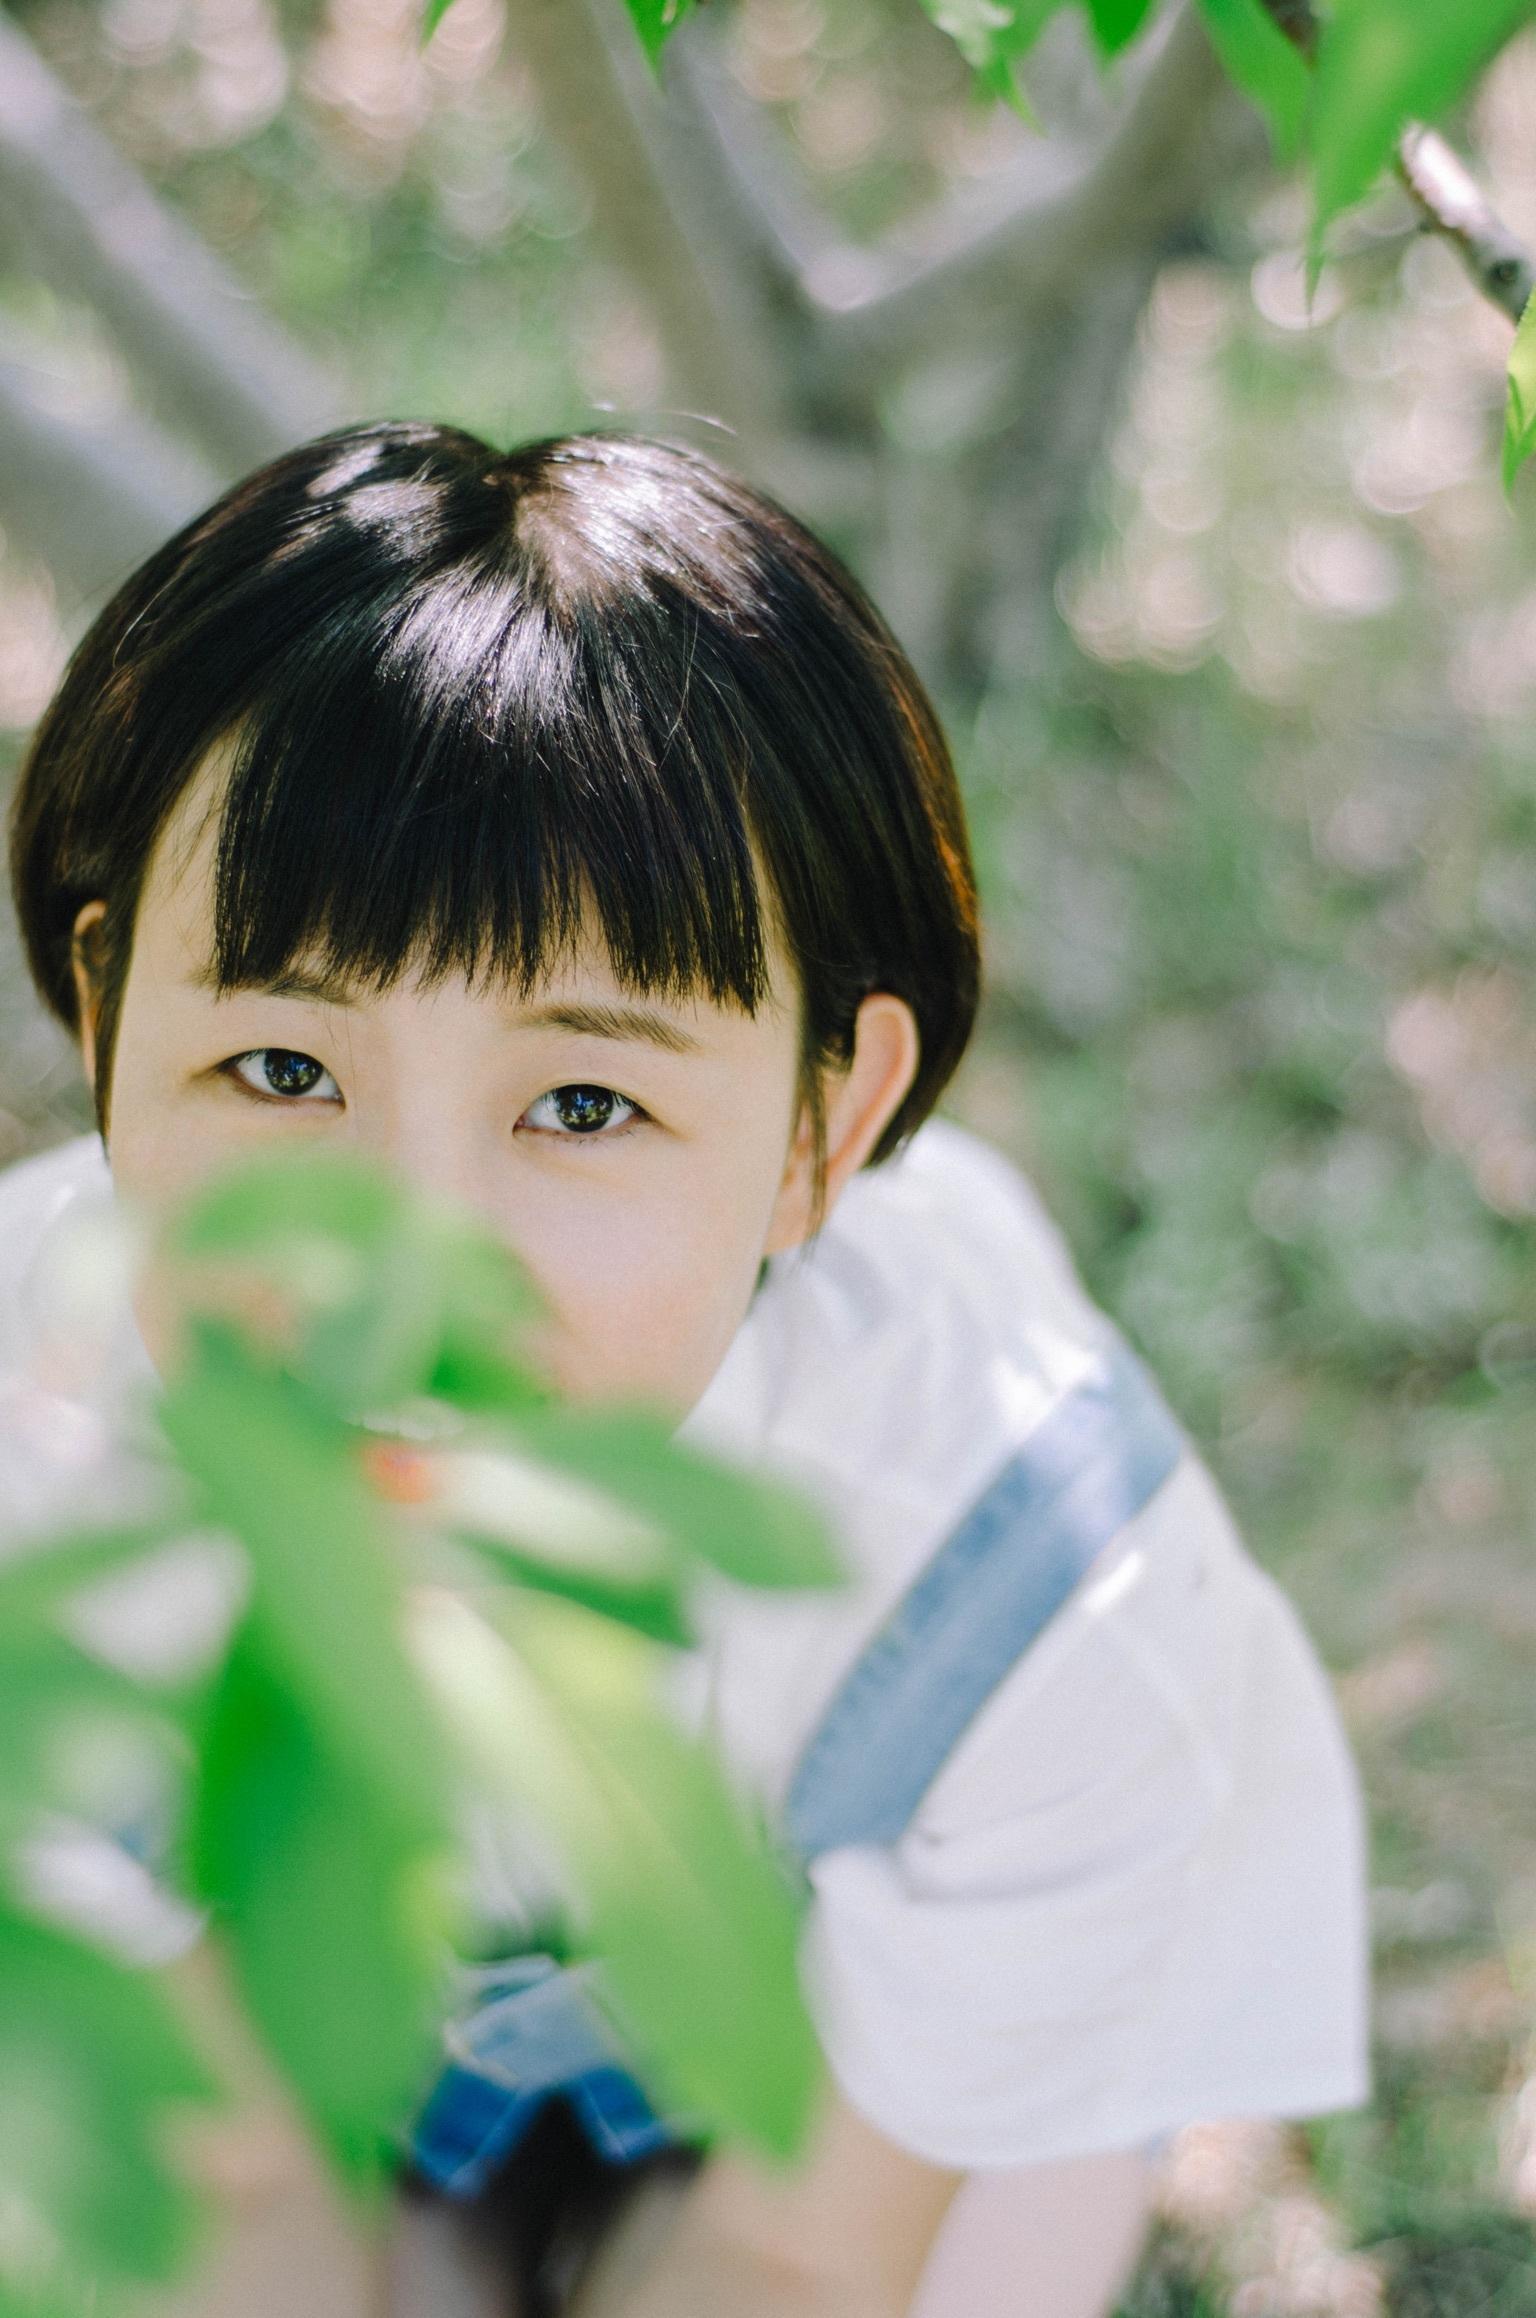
10, 421, 980, 1238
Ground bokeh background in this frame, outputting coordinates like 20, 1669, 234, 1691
3, 1, 1536, 2304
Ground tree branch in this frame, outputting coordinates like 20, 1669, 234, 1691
659, 23, 847, 321
1396, 126, 1534, 322
0, 346, 223, 607
817, 5, 1245, 377
1257, 0, 1535, 323
0, 14, 338, 474
667, 3, 1244, 371
499, 0, 786, 439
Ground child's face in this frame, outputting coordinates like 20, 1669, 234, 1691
78, 761, 902, 1423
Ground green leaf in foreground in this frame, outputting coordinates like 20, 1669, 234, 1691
1196, 0, 1311, 159
0, 1918, 217, 2297
0, 1629, 163, 1843
1504, 288, 1536, 492
1309, 0, 1533, 238
0, 2281, 100, 2318
411, 1589, 822, 2162
623, 0, 697, 73
917, 0, 1065, 114
501, 1403, 844, 1594
189, 1630, 460, 2188
1085, 0, 1157, 58
0, 1525, 175, 1633
159, 1325, 448, 1832
418, 0, 458, 39
434, 1394, 841, 1642
452, 1523, 694, 1647
166, 1149, 544, 1422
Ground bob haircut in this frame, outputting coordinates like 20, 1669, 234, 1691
10, 421, 980, 1236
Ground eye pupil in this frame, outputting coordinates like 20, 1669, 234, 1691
556, 1084, 617, 1133
265, 1050, 324, 1096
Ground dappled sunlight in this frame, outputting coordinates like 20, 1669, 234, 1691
1387, 970, 1536, 1220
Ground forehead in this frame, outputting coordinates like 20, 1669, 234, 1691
139, 748, 802, 1032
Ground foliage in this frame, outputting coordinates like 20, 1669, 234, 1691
1504, 288, 1536, 491
575, 0, 1536, 257
975, 231, 1536, 2298
401, 0, 1536, 483
0, 1149, 842, 2314
1308, 3, 1536, 233
1195, 0, 1312, 160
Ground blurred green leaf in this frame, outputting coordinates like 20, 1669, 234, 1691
419, 0, 459, 39
452, 1525, 694, 1646
1504, 288, 1536, 491
918, 0, 1065, 113
623, 0, 697, 72
503, 1404, 844, 1593
1310, 0, 1533, 237
421, 1232, 549, 1421
159, 1324, 448, 1832
0, 1918, 216, 2293
0, 1633, 162, 1841
1085, 0, 1157, 57
0, 1526, 174, 1634
1196, 0, 1312, 157
169, 1149, 548, 1422
169, 1155, 440, 1414
411, 1589, 821, 2159
189, 1630, 459, 2187
0, 2284, 98, 2318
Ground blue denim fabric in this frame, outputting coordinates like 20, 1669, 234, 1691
409, 1956, 679, 2192
781, 1335, 1183, 1858
408, 1331, 1186, 2197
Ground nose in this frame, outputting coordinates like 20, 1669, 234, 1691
359, 1110, 498, 1234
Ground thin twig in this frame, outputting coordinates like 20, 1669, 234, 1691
0, 14, 337, 472
1396, 126, 1534, 322
1258, 0, 1534, 323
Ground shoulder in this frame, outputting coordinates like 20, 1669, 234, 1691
682, 1115, 1127, 1533
837, 1114, 1084, 1276
0, 1132, 156, 1542
0, 1130, 108, 1228
0, 1131, 153, 1425
0, 1133, 112, 1342
679, 1119, 1287, 1795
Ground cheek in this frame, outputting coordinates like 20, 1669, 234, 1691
521, 1154, 783, 1415
100, 979, 205, 1204
103, 1031, 221, 1221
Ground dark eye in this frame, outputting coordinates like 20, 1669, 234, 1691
524, 1084, 641, 1137
228, 1049, 341, 1102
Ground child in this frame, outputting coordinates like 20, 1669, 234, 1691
2, 420, 1370, 2317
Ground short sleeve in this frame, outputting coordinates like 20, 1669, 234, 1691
796, 1614, 1232, 2171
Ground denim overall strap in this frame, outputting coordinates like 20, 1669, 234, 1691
781, 1331, 1185, 1858
407, 1330, 1185, 2197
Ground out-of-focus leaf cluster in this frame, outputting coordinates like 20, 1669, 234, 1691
547, 0, 1536, 479
0, 1150, 842, 2314
971, 204, 1536, 1590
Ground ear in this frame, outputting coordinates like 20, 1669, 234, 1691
764, 992, 920, 1257
70, 898, 108, 1089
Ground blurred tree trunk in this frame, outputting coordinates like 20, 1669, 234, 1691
508, 0, 1253, 700
0, 0, 1252, 686
0, 10, 336, 606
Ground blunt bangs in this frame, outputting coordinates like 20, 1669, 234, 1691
205, 565, 773, 1023
10, 420, 981, 1201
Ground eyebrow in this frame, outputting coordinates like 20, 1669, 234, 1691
192, 965, 705, 1054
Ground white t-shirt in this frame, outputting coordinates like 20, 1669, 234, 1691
0, 1120, 1371, 2170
